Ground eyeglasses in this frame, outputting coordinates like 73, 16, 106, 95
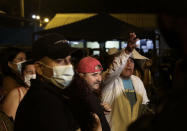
14, 57, 26, 63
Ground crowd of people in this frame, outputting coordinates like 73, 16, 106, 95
0, 32, 153, 131
0, 10, 186, 130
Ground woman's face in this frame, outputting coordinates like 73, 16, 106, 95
23, 64, 36, 77
23, 64, 36, 87
8, 52, 27, 73
13, 52, 26, 64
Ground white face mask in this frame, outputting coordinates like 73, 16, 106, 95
24, 74, 36, 87
16, 60, 26, 74
52, 65, 74, 87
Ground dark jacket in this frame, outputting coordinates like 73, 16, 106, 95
67, 74, 110, 131
14, 78, 78, 131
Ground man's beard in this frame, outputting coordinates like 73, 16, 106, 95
90, 81, 103, 97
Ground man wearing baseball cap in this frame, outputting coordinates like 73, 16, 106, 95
67, 56, 110, 131
77, 56, 103, 91
14, 33, 78, 131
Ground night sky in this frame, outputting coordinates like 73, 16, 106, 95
0, 0, 186, 18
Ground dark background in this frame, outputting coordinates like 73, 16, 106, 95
0, 0, 186, 18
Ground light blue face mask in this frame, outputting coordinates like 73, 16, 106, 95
16, 60, 26, 74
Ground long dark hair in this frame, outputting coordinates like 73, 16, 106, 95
0, 47, 26, 87
0, 47, 25, 76
66, 73, 97, 131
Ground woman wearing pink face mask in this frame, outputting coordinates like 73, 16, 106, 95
1, 60, 36, 120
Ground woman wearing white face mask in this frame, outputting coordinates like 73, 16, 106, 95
1, 60, 36, 120
21, 60, 37, 87
0, 47, 27, 98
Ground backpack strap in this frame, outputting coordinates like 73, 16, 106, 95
0, 111, 14, 131
17, 87, 24, 103
2, 120, 8, 131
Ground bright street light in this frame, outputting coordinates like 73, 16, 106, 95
44, 18, 49, 23
32, 14, 36, 19
36, 15, 40, 20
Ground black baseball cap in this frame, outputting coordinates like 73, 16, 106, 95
32, 33, 76, 60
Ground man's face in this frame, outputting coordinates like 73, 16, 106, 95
81, 71, 102, 91
36, 56, 71, 78
121, 58, 134, 78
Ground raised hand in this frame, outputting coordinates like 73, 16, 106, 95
125, 32, 139, 54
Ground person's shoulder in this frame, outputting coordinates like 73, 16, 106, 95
3, 76, 16, 82
2, 75, 20, 87
131, 75, 142, 80
1, 88, 20, 106
131, 75, 144, 84
18, 87, 28, 96
7, 88, 20, 97
30, 83, 64, 103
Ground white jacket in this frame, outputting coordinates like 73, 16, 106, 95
102, 49, 149, 131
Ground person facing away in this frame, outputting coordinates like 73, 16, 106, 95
101, 33, 149, 131
14, 33, 78, 131
67, 56, 110, 131
0, 47, 27, 98
1, 60, 36, 121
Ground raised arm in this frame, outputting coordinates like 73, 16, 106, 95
103, 32, 139, 86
